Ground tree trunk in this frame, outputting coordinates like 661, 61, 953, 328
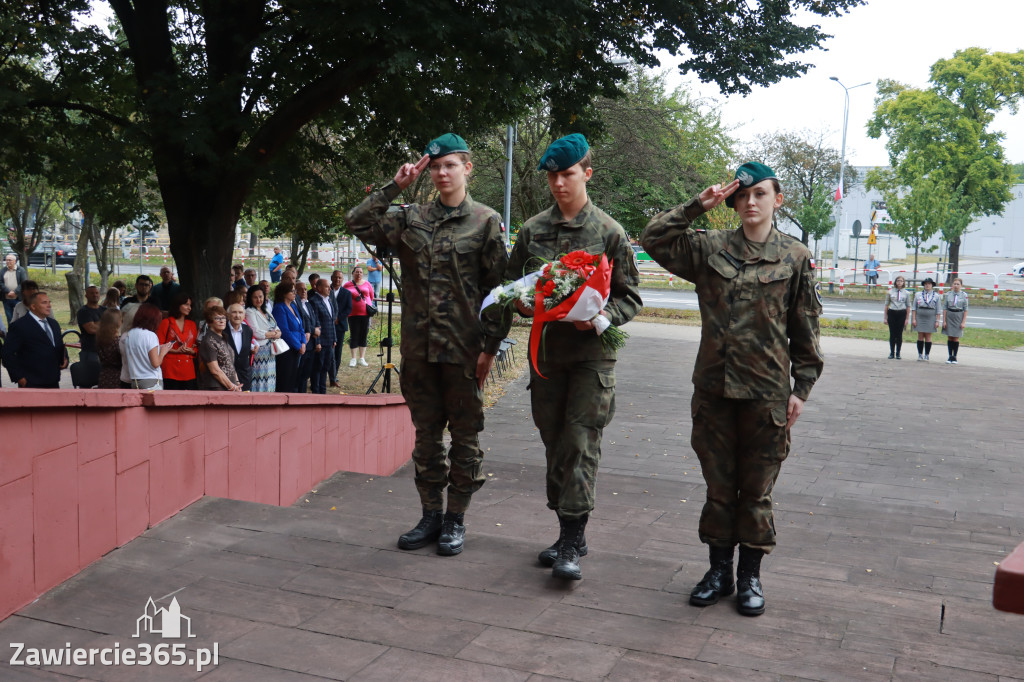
164, 182, 245, 308
63, 213, 93, 324
88, 218, 117, 291
947, 237, 961, 285
289, 235, 311, 276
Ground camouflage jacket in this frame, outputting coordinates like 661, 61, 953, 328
345, 181, 511, 366
641, 198, 823, 401
507, 200, 642, 362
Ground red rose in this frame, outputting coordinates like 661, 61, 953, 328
542, 280, 557, 297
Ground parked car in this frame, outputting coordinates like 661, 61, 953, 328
1012, 261, 1024, 277
120, 229, 159, 246
631, 244, 653, 262
27, 241, 77, 266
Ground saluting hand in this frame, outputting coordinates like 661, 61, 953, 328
698, 179, 741, 211
394, 155, 430, 191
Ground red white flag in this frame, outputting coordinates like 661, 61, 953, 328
834, 186, 842, 202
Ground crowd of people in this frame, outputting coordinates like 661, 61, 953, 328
1, 255, 383, 391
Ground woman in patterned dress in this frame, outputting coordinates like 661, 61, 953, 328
244, 286, 281, 392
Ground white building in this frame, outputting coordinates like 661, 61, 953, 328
782, 166, 1024, 263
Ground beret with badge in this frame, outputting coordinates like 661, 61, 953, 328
537, 133, 590, 172
424, 133, 470, 159
725, 161, 779, 208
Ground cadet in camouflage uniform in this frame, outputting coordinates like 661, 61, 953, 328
640, 162, 824, 616
507, 134, 642, 580
345, 133, 511, 556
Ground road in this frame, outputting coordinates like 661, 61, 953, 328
46, 261, 1024, 331
639, 287, 1024, 333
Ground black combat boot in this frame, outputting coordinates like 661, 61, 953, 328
437, 511, 466, 556
397, 508, 444, 550
538, 516, 588, 567
552, 514, 588, 580
736, 546, 766, 616
689, 545, 736, 606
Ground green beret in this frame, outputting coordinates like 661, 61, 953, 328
726, 162, 778, 207
424, 133, 470, 159
537, 133, 589, 172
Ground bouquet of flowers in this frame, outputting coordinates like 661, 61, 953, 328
481, 250, 629, 377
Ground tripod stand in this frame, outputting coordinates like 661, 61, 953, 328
367, 251, 398, 394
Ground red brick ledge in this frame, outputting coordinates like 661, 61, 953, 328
141, 390, 406, 407
0, 388, 144, 408
0, 386, 414, 622
994, 542, 1024, 615
0, 388, 406, 408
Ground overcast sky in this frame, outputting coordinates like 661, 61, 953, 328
661, 0, 1023, 170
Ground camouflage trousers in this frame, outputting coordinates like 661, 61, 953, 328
400, 359, 486, 514
529, 358, 616, 520
690, 388, 790, 553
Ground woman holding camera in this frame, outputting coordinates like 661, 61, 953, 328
343, 265, 375, 367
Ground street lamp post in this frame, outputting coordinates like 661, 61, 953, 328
829, 76, 870, 293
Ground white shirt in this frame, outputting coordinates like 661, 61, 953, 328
230, 324, 243, 354
120, 328, 161, 381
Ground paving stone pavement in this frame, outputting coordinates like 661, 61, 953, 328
3, 321, 1023, 680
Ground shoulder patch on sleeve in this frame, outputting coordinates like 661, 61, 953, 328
814, 281, 823, 306
695, 228, 707, 233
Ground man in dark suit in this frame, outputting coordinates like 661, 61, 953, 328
3, 291, 68, 388
294, 281, 318, 393
330, 269, 353, 387
309, 276, 338, 394
223, 303, 254, 391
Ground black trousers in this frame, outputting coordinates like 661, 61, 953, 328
332, 324, 347, 380
887, 309, 907, 354
297, 346, 315, 393
348, 316, 370, 348
275, 348, 300, 393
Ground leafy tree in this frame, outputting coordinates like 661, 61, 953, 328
50, 110, 158, 310
468, 109, 556, 232
865, 171, 946, 282
1, 174, 67, 265
746, 128, 846, 245
586, 68, 732, 237
5, 0, 864, 303
867, 49, 1024, 281
468, 68, 732, 238
791, 184, 836, 249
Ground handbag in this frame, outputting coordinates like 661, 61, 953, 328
270, 338, 290, 355
363, 287, 377, 317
